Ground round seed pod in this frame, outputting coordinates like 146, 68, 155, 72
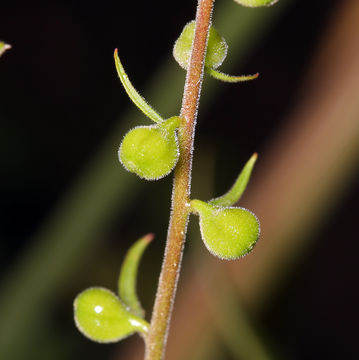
233, 0, 279, 7
173, 20, 228, 70
73, 287, 148, 343
118, 117, 180, 180
191, 200, 260, 260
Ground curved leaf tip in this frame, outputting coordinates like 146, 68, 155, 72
142, 232, 154, 243
206, 68, 259, 83
210, 153, 258, 207
118, 233, 154, 317
114, 49, 163, 124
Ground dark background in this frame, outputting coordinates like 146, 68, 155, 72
1, 0, 358, 359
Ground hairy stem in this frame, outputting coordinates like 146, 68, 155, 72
145, 0, 215, 359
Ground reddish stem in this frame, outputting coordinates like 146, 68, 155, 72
144, 0, 215, 359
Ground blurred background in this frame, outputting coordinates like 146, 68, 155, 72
1, 0, 358, 359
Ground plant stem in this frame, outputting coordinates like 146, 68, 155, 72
145, 0, 215, 359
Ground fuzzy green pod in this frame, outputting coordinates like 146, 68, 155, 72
74, 287, 149, 343
173, 21, 258, 83
191, 200, 260, 260
173, 20, 228, 70
118, 117, 180, 180
233, 0, 279, 7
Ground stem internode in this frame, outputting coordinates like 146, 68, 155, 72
145, 1, 215, 359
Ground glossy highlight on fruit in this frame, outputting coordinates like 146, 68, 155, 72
118, 117, 180, 180
233, 0, 279, 7
173, 20, 227, 70
74, 287, 149, 343
191, 200, 260, 260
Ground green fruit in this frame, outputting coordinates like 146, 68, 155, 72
191, 200, 260, 260
233, 0, 279, 7
74, 287, 149, 343
119, 117, 180, 180
173, 20, 228, 70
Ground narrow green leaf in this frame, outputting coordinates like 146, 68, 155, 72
74, 287, 149, 343
114, 49, 163, 124
206, 67, 259, 83
118, 233, 153, 317
0, 42, 11, 57
210, 153, 257, 207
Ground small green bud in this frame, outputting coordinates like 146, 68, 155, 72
191, 200, 260, 260
173, 20, 228, 70
74, 287, 149, 343
118, 117, 180, 180
233, 0, 279, 7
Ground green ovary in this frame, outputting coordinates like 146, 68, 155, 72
233, 0, 279, 7
74, 287, 148, 343
173, 21, 227, 70
192, 200, 260, 259
119, 125, 178, 180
